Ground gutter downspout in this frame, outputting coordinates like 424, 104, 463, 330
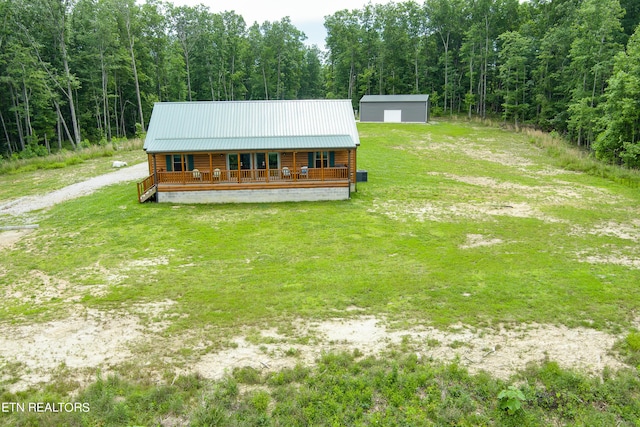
152, 153, 158, 202
347, 148, 352, 199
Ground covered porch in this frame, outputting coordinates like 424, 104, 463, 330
138, 148, 356, 203
158, 166, 349, 185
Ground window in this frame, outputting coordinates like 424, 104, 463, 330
268, 152, 279, 169
172, 155, 183, 172
166, 154, 193, 171
228, 154, 238, 170
314, 152, 328, 168
256, 153, 266, 169
307, 151, 335, 168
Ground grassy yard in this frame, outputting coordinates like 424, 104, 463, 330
3, 122, 638, 330
1, 121, 640, 425
0, 139, 145, 202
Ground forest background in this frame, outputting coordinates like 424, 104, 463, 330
1, 0, 640, 167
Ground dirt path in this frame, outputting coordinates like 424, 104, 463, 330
0, 162, 149, 216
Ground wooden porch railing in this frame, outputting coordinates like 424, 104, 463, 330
156, 167, 349, 185
137, 174, 157, 202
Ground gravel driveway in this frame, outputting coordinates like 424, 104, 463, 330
0, 162, 149, 216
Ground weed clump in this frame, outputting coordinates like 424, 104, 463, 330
614, 331, 640, 367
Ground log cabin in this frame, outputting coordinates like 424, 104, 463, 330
137, 100, 360, 203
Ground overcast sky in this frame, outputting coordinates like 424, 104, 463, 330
167, 0, 397, 49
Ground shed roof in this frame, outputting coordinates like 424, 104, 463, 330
360, 94, 429, 103
144, 100, 360, 153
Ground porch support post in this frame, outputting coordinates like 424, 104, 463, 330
237, 152, 241, 183
321, 151, 325, 181
265, 151, 269, 183
293, 151, 297, 182
354, 149, 357, 191
347, 149, 351, 183
182, 154, 186, 184
152, 154, 158, 187
347, 149, 351, 197
209, 153, 213, 183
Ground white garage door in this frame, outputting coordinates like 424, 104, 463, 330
383, 110, 402, 123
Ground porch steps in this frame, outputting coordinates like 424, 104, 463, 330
139, 185, 157, 203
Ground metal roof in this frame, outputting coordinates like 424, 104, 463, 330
360, 94, 429, 103
144, 100, 360, 153
147, 135, 355, 152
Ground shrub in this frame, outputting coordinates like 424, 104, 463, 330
498, 385, 526, 415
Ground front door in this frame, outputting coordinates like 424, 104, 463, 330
255, 152, 279, 169
240, 153, 251, 169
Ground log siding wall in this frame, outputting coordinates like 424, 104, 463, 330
147, 150, 356, 179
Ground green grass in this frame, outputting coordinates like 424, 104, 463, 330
0, 139, 145, 201
6, 183, 635, 331
2, 351, 639, 426
3, 122, 639, 329
2, 121, 640, 424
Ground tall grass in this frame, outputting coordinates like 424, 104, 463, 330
0, 138, 143, 175
522, 128, 640, 187
459, 115, 640, 187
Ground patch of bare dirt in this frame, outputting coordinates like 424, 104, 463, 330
428, 172, 623, 207
70, 257, 169, 292
3, 266, 133, 306
576, 250, 640, 269
194, 317, 627, 381
0, 301, 176, 393
0, 310, 631, 394
0, 309, 142, 392
129, 256, 170, 267
460, 234, 504, 249
417, 141, 534, 168
0, 229, 33, 250
466, 202, 561, 222
530, 167, 582, 177
369, 199, 563, 223
3, 270, 74, 304
587, 220, 640, 242
373, 170, 633, 225
427, 173, 514, 189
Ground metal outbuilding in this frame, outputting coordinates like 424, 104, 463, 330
359, 94, 430, 123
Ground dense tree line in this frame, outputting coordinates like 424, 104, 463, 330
0, 0, 321, 156
324, 0, 640, 167
2, 0, 640, 167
